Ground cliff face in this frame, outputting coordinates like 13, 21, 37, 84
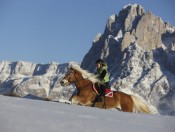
0, 61, 74, 101
81, 4, 175, 115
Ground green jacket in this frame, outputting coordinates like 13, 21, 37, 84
96, 63, 110, 84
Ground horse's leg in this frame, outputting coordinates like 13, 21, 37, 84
71, 95, 80, 105
120, 94, 134, 112
71, 95, 92, 106
93, 96, 113, 109
113, 92, 134, 112
93, 101, 106, 109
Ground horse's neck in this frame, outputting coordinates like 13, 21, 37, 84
74, 71, 96, 94
74, 79, 92, 89
75, 79, 96, 99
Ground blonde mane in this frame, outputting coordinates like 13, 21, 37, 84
69, 64, 99, 84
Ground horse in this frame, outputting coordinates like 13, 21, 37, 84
60, 64, 151, 113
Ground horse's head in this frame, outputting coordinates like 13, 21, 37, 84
60, 64, 99, 87
60, 67, 82, 86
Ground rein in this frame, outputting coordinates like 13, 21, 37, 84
72, 76, 93, 89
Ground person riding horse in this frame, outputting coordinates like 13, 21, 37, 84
95, 59, 110, 101
60, 63, 151, 113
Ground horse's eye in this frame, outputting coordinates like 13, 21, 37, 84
69, 72, 73, 75
67, 72, 71, 76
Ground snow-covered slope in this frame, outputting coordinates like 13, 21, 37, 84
0, 61, 75, 102
0, 95, 175, 132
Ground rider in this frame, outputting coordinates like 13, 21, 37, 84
95, 59, 110, 101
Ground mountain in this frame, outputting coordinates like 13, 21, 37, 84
0, 4, 175, 116
81, 4, 175, 115
0, 61, 74, 102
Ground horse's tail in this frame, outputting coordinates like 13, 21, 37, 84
130, 95, 151, 114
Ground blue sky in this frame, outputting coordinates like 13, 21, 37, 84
0, 0, 174, 64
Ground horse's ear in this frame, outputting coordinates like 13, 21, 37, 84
68, 66, 74, 71
68, 65, 72, 69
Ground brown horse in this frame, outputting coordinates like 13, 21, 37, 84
60, 64, 151, 113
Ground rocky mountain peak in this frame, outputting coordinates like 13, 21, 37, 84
121, 4, 145, 31
81, 4, 175, 115
104, 4, 145, 37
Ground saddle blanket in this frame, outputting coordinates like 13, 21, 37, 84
93, 84, 113, 97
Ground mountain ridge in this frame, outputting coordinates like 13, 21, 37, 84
81, 4, 175, 115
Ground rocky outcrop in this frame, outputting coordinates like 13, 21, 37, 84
0, 61, 74, 101
81, 4, 175, 115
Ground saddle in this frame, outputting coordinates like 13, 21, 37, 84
93, 83, 113, 97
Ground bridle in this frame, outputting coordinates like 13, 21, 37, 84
60, 68, 92, 88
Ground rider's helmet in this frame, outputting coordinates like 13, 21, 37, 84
95, 59, 104, 65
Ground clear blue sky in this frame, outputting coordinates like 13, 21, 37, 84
0, 0, 174, 64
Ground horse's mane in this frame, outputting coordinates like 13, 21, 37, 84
69, 64, 99, 84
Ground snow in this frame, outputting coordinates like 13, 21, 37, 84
114, 30, 123, 41
0, 95, 175, 132
123, 4, 132, 9
123, 3, 140, 9
109, 14, 115, 21
93, 33, 101, 43
166, 26, 175, 33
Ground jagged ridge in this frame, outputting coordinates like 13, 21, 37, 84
81, 4, 175, 115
